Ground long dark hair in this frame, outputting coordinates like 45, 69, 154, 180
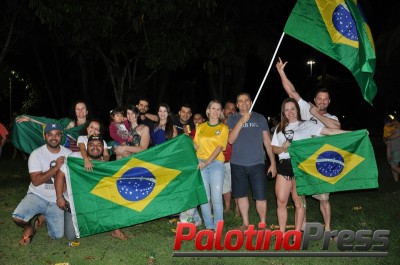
156, 103, 174, 140
276, 98, 303, 133
126, 105, 142, 126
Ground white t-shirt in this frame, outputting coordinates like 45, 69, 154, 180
28, 145, 72, 203
298, 98, 338, 126
61, 152, 83, 201
77, 135, 108, 149
272, 121, 323, 160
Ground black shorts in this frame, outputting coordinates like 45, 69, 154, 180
277, 159, 294, 180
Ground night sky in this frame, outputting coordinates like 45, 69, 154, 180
1, 0, 396, 136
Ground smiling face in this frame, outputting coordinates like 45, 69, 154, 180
179, 106, 192, 124
45, 130, 62, 149
207, 102, 223, 121
86, 121, 100, 136
136, 100, 149, 115
75, 102, 88, 119
236, 94, 252, 114
87, 140, 104, 160
126, 109, 138, 124
158, 106, 169, 121
284, 101, 299, 123
314, 92, 330, 113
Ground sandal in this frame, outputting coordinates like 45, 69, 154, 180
19, 230, 36, 246
34, 215, 45, 230
111, 230, 128, 240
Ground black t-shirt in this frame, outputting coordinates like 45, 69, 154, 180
140, 116, 155, 130
173, 115, 195, 135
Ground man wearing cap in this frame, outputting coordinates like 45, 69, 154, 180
55, 134, 105, 240
12, 123, 72, 245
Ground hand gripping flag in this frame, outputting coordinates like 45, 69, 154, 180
284, 0, 377, 104
12, 115, 83, 153
289, 129, 378, 196
65, 135, 208, 238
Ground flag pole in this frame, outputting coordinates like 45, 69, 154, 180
249, 32, 286, 112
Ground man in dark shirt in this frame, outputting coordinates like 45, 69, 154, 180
173, 104, 195, 136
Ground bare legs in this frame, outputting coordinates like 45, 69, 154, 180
237, 197, 266, 228
275, 175, 305, 232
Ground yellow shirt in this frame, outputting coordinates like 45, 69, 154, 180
383, 124, 396, 138
194, 122, 228, 162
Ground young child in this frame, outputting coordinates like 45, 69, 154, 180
109, 107, 131, 160
77, 119, 110, 171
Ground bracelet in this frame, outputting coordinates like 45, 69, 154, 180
56, 196, 64, 201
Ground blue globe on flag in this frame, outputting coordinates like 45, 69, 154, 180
316, 151, 345, 177
117, 167, 156, 201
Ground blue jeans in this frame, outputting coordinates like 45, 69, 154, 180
199, 160, 224, 230
12, 193, 65, 239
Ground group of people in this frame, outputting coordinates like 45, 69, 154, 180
11, 57, 354, 245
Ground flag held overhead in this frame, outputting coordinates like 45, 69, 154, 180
284, 0, 377, 104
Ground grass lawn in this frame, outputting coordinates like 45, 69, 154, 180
0, 138, 399, 265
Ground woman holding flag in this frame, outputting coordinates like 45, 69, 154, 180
14, 100, 89, 153
271, 98, 347, 232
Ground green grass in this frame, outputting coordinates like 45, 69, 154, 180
0, 138, 399, 265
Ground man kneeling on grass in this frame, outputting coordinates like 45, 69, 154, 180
12, 123, 72, 245
55, 134, 128, 240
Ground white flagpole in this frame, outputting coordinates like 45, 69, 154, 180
249, 32, 286, 112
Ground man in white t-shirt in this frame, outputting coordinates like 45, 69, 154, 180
276, 57, 341, 233
12, 123, 72, 245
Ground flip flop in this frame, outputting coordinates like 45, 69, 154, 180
19, 230, 36, 246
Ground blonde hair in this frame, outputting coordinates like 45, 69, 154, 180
206, 99, 225, 123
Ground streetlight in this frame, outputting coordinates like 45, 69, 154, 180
307, 60, 315, 76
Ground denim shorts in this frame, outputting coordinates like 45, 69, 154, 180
12, 192, 65, 239
231, 163, 266, 200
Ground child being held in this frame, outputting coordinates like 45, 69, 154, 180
109, 107, 131, 159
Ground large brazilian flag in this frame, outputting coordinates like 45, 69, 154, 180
65, 135, 207, 238
12, 115, 83, 154
284, 0, 377, 104
289, 129, 378, 196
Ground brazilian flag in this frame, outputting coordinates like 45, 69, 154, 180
284, 0, 377, 104
65, 135, 207, 238
12, 115, 83, 154
289, 129, 378, 196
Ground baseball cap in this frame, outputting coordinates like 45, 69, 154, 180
44, 123, 62, 133
88, 134, 103, 144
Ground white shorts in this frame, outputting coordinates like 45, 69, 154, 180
222, 162, 231, 194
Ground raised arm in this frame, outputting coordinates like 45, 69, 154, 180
276, 57, 301, 101
16, 115, 46, 126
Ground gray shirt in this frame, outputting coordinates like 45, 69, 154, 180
227, 111, 269, 166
